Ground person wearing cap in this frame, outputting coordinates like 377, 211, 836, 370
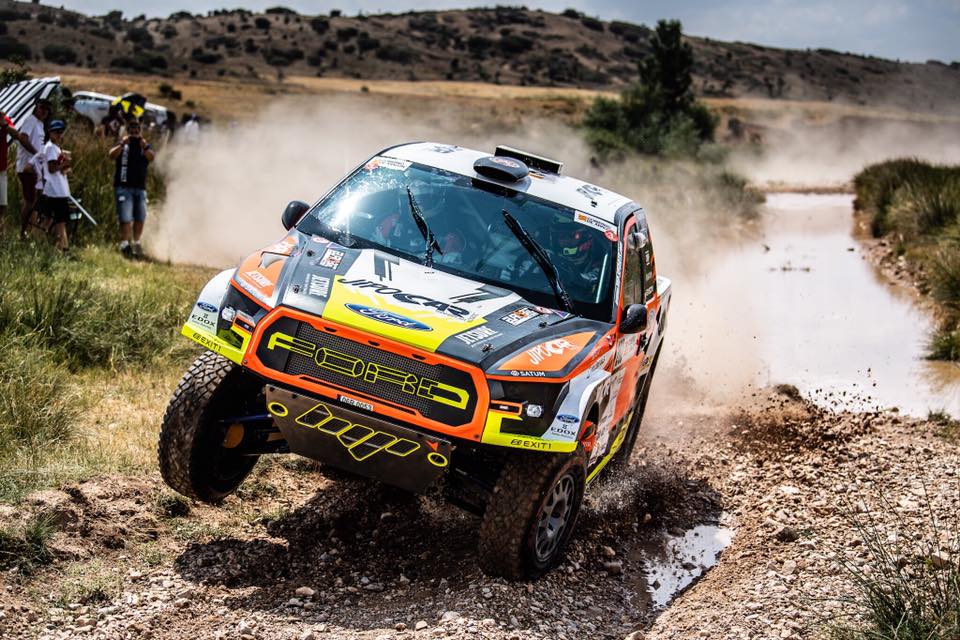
109, 117, 155, 258
16, 98, 50, 237
0, 109, 38, 230
38, 120, 72, 252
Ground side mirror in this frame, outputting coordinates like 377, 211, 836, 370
281, 200, 310, 230
619, 303, 648, 334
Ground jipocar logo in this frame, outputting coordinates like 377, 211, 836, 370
345, 304, 432, 332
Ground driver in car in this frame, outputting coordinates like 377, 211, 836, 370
549, 223, 606, 299
370, 185, 468, 268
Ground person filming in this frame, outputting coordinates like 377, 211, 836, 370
109, 118, 155, 258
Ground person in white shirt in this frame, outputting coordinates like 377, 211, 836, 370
16, 98, 51, 237
38, 120, 72, 252
182, 113, 200, 144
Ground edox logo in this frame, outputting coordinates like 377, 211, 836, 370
345, 304, 433, 331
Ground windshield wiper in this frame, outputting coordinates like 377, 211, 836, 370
406, 187, 443, 268
501, 209, 575, 315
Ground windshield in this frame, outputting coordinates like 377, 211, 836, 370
298, 158, 616, 322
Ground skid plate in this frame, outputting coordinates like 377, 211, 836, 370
266, 386, 451, 493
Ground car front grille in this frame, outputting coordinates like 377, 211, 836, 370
254, 315, 478, 428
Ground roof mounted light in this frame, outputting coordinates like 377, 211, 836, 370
495, 145, 563, 175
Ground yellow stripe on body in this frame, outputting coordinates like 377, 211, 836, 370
321, 276, 486, 352
481, 411, 578, 453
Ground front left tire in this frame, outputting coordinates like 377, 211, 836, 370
158, 351, 265, 503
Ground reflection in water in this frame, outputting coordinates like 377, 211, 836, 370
632, 521, 734, 608
658, 193, 960, 418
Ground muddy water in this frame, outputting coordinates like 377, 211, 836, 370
633, 522, 734, 608
660, 192, 960, 419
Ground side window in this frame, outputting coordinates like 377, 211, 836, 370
622, 220, 644, 307
640, 226, 656, 302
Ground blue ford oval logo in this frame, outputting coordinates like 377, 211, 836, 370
345, 304, 432, 331
557, 414, 579, 424
197, 301, 218, 313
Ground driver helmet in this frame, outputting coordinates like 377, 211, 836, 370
555, 223, 594, 266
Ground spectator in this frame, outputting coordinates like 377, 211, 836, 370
16, 98, 51, 237
109, 118, 155, 258
37, 120, 72, 253
182, 113, 200, 144
0, 109, 38, 230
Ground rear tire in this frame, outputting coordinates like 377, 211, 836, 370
158, 351, 264, 503
478, 450, 586, 580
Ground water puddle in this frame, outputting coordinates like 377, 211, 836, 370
629, 519, 734, 608
662, 192, 960, 418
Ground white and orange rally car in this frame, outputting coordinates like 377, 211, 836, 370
159, 143, 671, 579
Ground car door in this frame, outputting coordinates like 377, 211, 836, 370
609, 214, 649, 427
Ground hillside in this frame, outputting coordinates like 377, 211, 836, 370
2, 1, 960, 115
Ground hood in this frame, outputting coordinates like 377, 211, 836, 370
233, 232, 612, 376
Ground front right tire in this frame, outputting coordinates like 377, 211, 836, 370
478, 449, 586, 580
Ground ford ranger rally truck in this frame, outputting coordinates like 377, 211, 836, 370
158, 143, 671, 579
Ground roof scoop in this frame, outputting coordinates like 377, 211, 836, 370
474, 155, 529, 183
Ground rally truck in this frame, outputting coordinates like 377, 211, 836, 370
159, 143, 671, 579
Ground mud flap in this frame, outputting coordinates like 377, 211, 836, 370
265, 386, 451, 493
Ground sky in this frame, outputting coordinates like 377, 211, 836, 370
49, 0, 960, 63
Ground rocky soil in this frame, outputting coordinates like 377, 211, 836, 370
1, 387, 956, 640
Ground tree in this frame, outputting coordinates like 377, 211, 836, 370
583, 19, 715, 157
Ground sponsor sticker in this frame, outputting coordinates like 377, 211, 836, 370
557, 414, 580, 424
243, 270, 272, 288
500, 307, 541, 326
339, 395, 375, 412
454, 325, 500, 346
491, 156, 522, 169
576, 183, 605, 200
197, 301, 218, 314
510, 370, 547, 378
501, 331, 596, 373
430, 144, 459, 154
318, 248, 345, 269
574, 210, 614, 232
189, 309, 217, 330
266, 237, 297, 254
340, 278, 474, 320
307, 274, 331, 298
345, 303, 433, 332
364, 155, 412, 172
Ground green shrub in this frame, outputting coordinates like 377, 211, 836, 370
262, 46, 303, 66
310, 17, 329, 34
191, 47, 222, 64
0, 513, 58, 573
583, 20, 715, 158
375, 44, 418, 64
831, 493, 960, 639
43, 44, 78, 65
0, 36, 32, 60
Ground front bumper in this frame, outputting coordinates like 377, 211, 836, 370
266, 385, 451, 493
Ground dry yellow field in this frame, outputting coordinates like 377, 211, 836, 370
40, 66, 960, 128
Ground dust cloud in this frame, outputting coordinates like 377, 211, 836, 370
729, 117, 960, 188
151, 94, 763, 410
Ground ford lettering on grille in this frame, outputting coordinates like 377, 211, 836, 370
255, 317, 478, 427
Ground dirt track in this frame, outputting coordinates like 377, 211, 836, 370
1, 386, 956, 640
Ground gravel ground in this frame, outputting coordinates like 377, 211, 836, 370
1, 387, 956, 640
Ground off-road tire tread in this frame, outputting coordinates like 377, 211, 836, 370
158, 351, 237, 503
478, 452, 584, 580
